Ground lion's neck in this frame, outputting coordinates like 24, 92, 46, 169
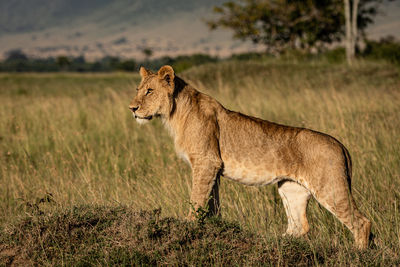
163, 82, 198, 138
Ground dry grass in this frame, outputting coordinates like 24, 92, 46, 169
0, 205, 361, 266
0, 60, 399, 265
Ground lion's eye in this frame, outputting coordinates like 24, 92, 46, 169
145, 88, 153, 95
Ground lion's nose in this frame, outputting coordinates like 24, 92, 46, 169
129, 106, 139, 112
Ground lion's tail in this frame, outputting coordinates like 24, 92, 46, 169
342, 145, 353, 193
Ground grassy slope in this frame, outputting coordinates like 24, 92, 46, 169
0, 60, 399, 265
2, 205, 396, 266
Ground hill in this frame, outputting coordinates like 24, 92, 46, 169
0, 0, 399, 60
1, 205, 398, 265
0, 0, 261, 60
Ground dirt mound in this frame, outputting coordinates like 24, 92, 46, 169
0, 205, 396, 266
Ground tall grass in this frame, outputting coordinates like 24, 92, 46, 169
1, 61, 399, 264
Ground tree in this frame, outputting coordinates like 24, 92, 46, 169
207, 0, 387, 54
208, 0, 345, 54
101, 56, 121, 71
344, 0, 358, 64
5, 49, 28, 62
344, 0, 394, 64
118, 59, 136, 72
56, 56, 71, 70
142, 47, 153, 61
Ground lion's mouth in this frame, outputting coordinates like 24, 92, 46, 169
134, 115, 153, 120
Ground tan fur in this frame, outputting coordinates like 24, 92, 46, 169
129, 65, 371, 249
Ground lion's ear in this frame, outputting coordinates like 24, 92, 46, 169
139, 66, 152, 78
158, 65, 175, 87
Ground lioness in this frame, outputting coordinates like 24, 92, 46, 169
129, 65, 371, 249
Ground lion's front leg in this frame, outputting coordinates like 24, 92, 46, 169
188, 159, 222, 220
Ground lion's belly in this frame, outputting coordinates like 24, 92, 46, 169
222, 160, 281, 186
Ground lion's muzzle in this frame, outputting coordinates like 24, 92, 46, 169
129, 105, 153, 121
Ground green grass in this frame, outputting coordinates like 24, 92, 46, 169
1, 60, 400, 265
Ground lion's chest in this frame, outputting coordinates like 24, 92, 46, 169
222, 160, 279, 186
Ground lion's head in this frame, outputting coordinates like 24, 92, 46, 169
129, 65, 175, 124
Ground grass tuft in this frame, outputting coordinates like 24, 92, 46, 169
2, 205, 399, 266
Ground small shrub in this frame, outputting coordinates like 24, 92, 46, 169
363, 36, 400, 65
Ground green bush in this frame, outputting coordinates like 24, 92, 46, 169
322, 47, 346, 63
172, 54, 218, 73
363, 37, 400, 65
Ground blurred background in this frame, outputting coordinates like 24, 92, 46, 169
0, 0, 399, 71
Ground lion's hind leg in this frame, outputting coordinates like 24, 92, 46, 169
278, 180, 312, 237
310, 175, 371, 249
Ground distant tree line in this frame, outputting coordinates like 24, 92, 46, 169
0, 37, 399, 73
0, 50, 220, 73
0, 50, 138, 72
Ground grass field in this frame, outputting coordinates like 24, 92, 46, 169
1, 60, 400, 265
